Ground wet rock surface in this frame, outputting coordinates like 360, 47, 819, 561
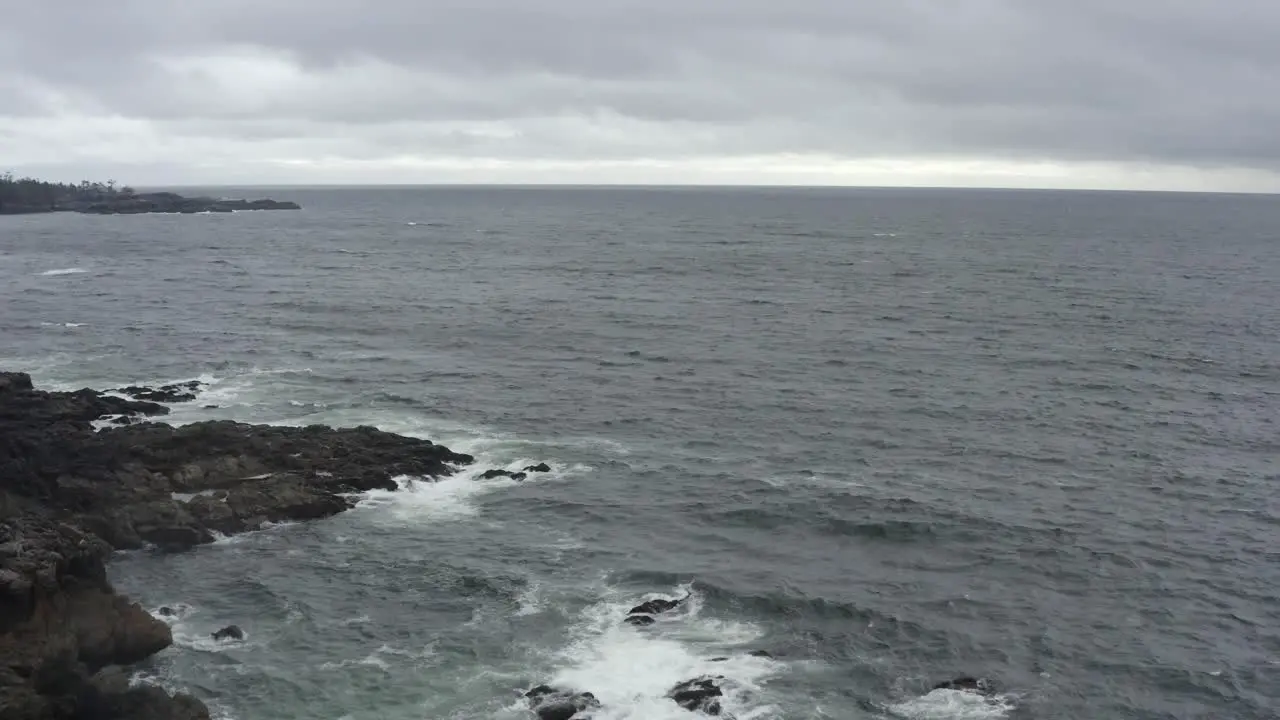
668, 676, 727, 716
111, 382, 205, 404
523, 685, 601, 720
624, 592, 689, 626
210, 626, 243, 642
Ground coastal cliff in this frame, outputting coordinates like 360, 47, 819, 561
0, 372, 476, 718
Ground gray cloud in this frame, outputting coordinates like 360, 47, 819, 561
3, 0, 1279, 188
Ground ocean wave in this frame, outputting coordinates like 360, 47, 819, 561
351, 456, 589, 523
149, 602, 256, 654
887, 688, 1014, 719
539, 583, 781, 720
37, 267, 88, 276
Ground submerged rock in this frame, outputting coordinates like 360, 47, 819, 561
211, 626, 243, 642
112, 381, 204, 404
479, 469, 528, 481
625, 592, 690, 626
523, 463, 552, 473
524, 684, 600, 720
932, 676, 996, 695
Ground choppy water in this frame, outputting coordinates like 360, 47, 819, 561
2, 186, 1278, 720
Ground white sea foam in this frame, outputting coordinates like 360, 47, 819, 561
887, 689, 1014, 719
172, 489, 221, 503
208, 520, 298, 545
319, 643, 434, 673
352, 473, 488, 521
129, 666, 239, 720
537, 585, 780, 720
148, 602, 256, 653
514, 580, 544, 617
38, 267, 88, 276
393, 456, 586, 516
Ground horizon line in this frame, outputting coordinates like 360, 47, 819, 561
127, 182, 1280, 197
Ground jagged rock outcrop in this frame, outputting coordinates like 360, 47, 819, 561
0, 371, 505, 719
111, 382, 204, 404
1, 372, 476, 552
0, 514, 206, 719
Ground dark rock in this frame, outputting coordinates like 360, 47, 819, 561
211, 626, 243, 642
157, 606, 176, 617
112, 382, 204, 404
523, 463, 552, 473
138, 525, 214, 549
624, 614, 656, 627
523, 685, 600, 720
628, 593, 689, 617
932, 676, 995, 695
0, 513, 198, 719
80, 668, 212, 720
747, 650, 773, 658
0, 371, 35, 393
523, 685, 560, 703
709, 657, 729, 662
202, 405, 219, 409
669, 676, 726, 715
479, 468, 528, 481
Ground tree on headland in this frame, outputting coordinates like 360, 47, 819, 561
0, 172, 124, 214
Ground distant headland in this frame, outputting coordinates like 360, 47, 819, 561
0, 173, 301, 215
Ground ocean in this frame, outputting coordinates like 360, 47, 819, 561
1, 186, 1276, 720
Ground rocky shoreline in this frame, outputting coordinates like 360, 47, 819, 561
0, 371, 997, 719
66, 192, 301, 215
0, 371, 474, 719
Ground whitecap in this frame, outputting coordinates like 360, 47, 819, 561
208, 520, 297, 545
887, 689, 1014, 720
345, 436, 590, 523
536, 585, 780, 720
514, 581, 544, 617
38, 267, 88, 276
352, 473, 486, 522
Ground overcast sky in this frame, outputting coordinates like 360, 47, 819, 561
3, 1, 1278, 190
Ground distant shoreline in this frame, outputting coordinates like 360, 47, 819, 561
0, 175, 300, 215
0, 192, 301, 216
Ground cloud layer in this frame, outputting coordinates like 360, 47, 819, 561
4, 1, 1279, 189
